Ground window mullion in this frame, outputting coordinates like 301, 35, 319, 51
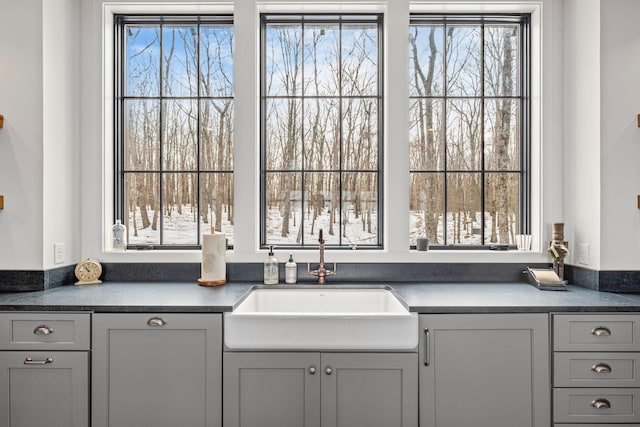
338, 18, 343, 247
480, 22, 486, 246
301, 19, 306, 247
158, 23, 165, 245
442, 20, 449, 245
196, 23, 202, 244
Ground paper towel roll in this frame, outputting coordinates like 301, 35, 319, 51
198, 232, 226, 286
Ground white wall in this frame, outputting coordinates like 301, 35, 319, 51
562, 0, 601, 270
562, 0, 640, 271
43, 0, 81, 269
0, 0, 80, 271
543, 0, 568, 253
600, 0, 640, 270
0, 0, 45, 270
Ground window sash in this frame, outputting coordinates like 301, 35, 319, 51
114, 15, 234, 249
259, 13, 384, 249
409, 14, 531, 248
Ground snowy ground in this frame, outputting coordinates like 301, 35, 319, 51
127, 204, 235, 246
265, 205, 377, 247
126, 203, 514, 247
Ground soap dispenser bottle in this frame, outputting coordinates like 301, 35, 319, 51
264, 245, 279, 285
285, 253, 297, 284
112, 219, 126, 251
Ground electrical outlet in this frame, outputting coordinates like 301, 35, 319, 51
577, 243, 590, 265
54, 242, 65, 265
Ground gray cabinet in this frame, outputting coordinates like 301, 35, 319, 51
553, 313, 640, 425
419, 313, 550, 427
0, 312, 90, 427
321, 352, 417, 427
92, 313, 222, 427
224, 352, 320, 427
223, 351, 418, 427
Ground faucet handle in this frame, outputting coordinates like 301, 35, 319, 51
325, 263, 337, 276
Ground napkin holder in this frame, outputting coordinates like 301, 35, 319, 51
524, 267, 568, 291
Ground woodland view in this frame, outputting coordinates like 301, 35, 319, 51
122, 21, 234, 246
409, 21, 523, 246
263, 16, 380, 247
119, 16, 525, 248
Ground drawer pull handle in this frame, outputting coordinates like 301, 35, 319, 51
147, 317, 167, 327
591, 398, 611, 409
591, 363, 612, 374
24, 357, 53, 365
33, 325, 53, 335
591, 326, 611, 336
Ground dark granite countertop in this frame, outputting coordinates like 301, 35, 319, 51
1, 282, 640, 313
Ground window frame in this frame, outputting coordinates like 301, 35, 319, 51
258, 13, 385, 250
97, 2, 547, 262
113, 14, 234, 250
409, 13, 531, 249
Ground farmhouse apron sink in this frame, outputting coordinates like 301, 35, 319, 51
224, 286, 418, 350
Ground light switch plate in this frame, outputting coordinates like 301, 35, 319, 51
54, 242, 65, 265
577, 243, 590, 265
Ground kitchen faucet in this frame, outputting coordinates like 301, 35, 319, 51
307, 229, 336, 284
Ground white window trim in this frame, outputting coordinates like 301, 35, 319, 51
96, 0, 551, 264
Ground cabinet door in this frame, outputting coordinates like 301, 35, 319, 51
321, 352, 418, 427
92, 313, 222, 427
0, 351, 88, 427
419, 314, 550, 427
223, 352, 321, 427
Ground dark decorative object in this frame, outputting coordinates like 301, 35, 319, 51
548, 222, 569, 280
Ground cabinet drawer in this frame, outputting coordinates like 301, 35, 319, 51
554, 388, 640, 423
554, 314, 640, 351
555, 352, 640, 387
0, 312, 90, 350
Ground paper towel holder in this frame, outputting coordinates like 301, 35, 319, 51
198, 226, 227, 287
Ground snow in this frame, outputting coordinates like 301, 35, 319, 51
126, 203, 514, 247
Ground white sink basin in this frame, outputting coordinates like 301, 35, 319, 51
224, 286, 418, 350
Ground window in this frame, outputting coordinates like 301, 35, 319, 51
114, 15, 234, 248
260, 14, 383, 249
409, 14, 530, 248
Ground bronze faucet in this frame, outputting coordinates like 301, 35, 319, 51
307, 229, 336, 284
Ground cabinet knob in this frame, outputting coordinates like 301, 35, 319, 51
147, 317, 167, 327
24, 357, 53, 365
591, 363, 612, 374
591, 326, 611, 336
325, 367, 333, 375
33, 325, 53, 335
591, 398, 611, 409
309, 366, 317, 375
